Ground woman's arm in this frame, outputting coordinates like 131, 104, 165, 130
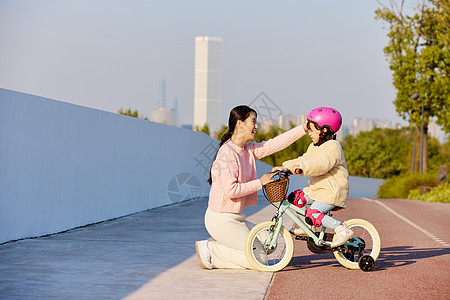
212, 148, 265, 198
218, 171, 262, 199
249, 125, 306, 160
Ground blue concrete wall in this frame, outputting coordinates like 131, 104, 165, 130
0, 88, 224, 243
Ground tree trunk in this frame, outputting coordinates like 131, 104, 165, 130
423, 122, 428, 173
410, 127, 420, 174
416, 122, 429, 174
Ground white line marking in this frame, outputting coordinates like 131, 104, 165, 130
361, 197, 449, 248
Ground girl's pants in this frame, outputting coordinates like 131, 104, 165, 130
204, 207, 266, 269
302, 193, 341, 229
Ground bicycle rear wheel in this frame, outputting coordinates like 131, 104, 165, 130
333, 219, 381, 270
245, 221, 294, 272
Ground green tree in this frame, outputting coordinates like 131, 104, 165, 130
118, 108, 149, 120
194, 123, 210, 136
375, 0, 450, 173
342, 126, 449, 179
433, 0, 450, 48
427, 137, 450, 172
341, 127, 411, 178
214, 125, 228, 140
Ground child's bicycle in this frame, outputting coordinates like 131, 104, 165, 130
245, 169, 381, 272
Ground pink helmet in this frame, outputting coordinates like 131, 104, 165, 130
307, 107, 342, 133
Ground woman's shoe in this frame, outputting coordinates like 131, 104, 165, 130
195, 240, 213, 269
331, 223, 355, 248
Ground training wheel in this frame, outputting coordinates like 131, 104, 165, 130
358, 255, 375, 272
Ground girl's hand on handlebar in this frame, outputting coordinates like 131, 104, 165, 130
288, 165, 303, 175
259, 173, 275, 186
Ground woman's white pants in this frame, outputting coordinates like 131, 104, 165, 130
204, 207, 266, 269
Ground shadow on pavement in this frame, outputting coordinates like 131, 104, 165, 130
275, 245, 450, 273
372, 246, 450, 270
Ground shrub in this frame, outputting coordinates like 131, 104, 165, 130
408, 184, 450, 203
377, 173, 437, 199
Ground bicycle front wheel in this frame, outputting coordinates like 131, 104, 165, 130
333, 218, 381, 270
245, 221, 294, 272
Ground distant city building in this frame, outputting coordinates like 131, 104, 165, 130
348, 118, 393, 136
259, 118, 276, 132
152, 108, 175, 126
352, 118, 374, 133
151, 79, 178, 126
193, 36, 223, 135
374, 119, 391, 129
335, 126, 348, 142
278, 114, 305, 130
173, 97, 179, 127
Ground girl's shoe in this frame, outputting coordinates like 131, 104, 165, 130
195, 240, 213, 269
331, 223, 355, 248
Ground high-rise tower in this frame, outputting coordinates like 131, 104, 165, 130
193, 36, 223, 135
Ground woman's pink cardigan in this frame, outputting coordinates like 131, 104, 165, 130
208, 126, 306, 213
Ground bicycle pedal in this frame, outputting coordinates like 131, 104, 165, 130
295, 236, 308, 241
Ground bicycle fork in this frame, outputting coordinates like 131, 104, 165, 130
264, 214, 284, 251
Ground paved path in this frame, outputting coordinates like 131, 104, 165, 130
124, 204, 276, 300
1, 196, 449, 299
0, 196, 275, 299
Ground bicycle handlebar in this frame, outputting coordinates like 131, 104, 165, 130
271, 168, 302, 179
271, 168, 293, 180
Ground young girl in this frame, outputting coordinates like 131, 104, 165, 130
195, 105, 307, 269
273, 107, 354, 248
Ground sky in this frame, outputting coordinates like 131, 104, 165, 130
0, 0, 414, 128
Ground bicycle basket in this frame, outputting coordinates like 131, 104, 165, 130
263, 178, 289, 202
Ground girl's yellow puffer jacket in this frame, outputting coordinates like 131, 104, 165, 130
282, 140, 349, 208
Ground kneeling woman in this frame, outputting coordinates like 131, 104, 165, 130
195, 105, 307, 269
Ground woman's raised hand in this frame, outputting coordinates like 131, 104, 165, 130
302, 121, 308, 132
259, 173, 275, 186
